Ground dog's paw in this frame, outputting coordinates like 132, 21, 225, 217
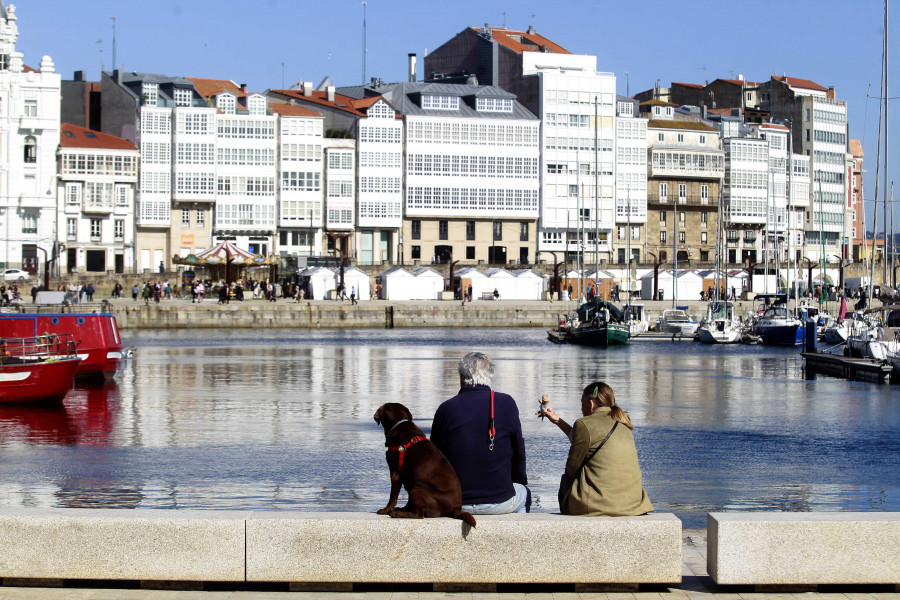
376, 507, 394, 515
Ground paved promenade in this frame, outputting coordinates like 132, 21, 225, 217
2, 531, 897, 599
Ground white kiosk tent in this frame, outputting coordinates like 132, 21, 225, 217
411, 267, 445, 300
455, 268, 490, 300
299, 267, 336, 300
640, 269, 703, 302
484, 268, 517, 300
377, 267, 416, 301
339, 267, 372, 301
513, 269, 547, 300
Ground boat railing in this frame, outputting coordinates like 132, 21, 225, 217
0, 334, 78, 361
14, 300, 114, 315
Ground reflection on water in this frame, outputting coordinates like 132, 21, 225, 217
1, 328, 898, 527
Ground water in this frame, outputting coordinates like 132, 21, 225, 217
1, 328, 897, 528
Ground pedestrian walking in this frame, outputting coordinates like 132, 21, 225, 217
350, 286, 357, 305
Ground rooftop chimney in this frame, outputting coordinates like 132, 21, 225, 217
73, 70, 85, 82
326, 85, 335, 103
408, 53, 417, 83
240, 83, 247, 94
303, 81, 313, 97
527, 25, 535, 34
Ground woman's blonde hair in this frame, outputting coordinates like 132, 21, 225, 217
582, 381, 633, 430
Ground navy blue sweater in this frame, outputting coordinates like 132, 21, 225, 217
430, 384, 528, 505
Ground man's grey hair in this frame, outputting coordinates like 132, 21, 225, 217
458, 351, 494, 386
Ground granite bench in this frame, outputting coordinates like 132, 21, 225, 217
0, 508, 682, 591
708, 512, 900, 589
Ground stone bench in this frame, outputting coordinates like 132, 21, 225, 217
0, 508, 682, 590
245, 512, 681, 590
708, 512, 900, 589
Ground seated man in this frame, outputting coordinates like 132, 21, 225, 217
430, 351, 530, 514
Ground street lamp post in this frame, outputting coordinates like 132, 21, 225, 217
538, 250, 562, 299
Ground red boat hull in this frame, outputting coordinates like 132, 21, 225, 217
0, 314, 122, 379
0, 357, 82, 404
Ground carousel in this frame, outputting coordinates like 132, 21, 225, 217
172, 240, 279, 285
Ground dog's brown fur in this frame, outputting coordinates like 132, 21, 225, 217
373, 403, 476, 526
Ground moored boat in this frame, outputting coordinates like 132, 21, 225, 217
751, 294, 803, 346
0, 335, 81, 404
657, 309, 700, 338
697, 301, 742, 344
548, 299, 629, 346
0, 313, 122, 379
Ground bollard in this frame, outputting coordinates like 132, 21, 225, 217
804, 318, 818, 353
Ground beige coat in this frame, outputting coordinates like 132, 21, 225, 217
559, 407, 653, 516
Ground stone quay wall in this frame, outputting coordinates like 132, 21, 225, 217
103, 299, 760, 330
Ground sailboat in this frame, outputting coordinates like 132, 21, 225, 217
698, 191, 742, 343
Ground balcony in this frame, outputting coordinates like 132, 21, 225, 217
649, 149, 725, 180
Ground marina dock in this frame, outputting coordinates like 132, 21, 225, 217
802, 351, 894, 382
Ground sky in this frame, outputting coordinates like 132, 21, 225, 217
11, 0, 899, 233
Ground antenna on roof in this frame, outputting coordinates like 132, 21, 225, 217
96, 39, 103, 73
361, 1, 368, 85
110, 16, 117, 71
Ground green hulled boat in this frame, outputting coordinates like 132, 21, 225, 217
548, 299, 630, 347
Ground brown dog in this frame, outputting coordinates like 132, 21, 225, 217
373, 402, 476, 526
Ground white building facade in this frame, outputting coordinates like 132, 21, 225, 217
0, 3, 61, 274
57, 123, 138, 274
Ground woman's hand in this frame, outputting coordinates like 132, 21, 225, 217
540, 405, 560, 424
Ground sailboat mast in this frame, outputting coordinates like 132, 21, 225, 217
884, 0, 890, 286
594, 96, 600, 288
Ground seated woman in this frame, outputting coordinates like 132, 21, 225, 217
541, 381, 652, 516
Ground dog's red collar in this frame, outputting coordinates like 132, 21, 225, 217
386, 435, 427, 472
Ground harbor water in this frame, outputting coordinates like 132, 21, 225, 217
0, 328, 897, 528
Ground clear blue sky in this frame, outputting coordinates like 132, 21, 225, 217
13, 0, 898, 232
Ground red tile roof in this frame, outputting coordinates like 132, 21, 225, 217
648, 119, 718, 132
269, 89, 385, 117
268, 103, 323, 118
640, 98, 677, 107
757, 123, 789, 131
773, 75, 828, 92
673, 82, 703, 89
60, 122, 137, 150
707, 107, 741, 115
849, 139, 863, 157
187, 77, 246, 99
471, 26, 571, 55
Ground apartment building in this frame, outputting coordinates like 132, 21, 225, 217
425, 26, 636, 265
268, 103, 325, 259
643, 100, 723, 266
57, 123, 138, 273
0, 2, 61, 273
848, 140, 864, 260
266, 85, 402, 264
339, 81, 540, 265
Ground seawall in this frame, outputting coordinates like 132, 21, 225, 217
103, 298, 759, 330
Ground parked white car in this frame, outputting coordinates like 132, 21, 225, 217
2, 269, 31, 282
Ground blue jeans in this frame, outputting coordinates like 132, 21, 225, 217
462, 483, 531, 514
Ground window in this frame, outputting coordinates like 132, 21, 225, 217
24, 136, 36, 163
520, 222, 529, 242
466, 221, 475, 241
660, 211, 667, 223
617, 226, 626, 241
182, 208, 190, 226
20, 211, 37, 234
422, 95, 459, 110
701, 212, 708, 224
115, 219, 124, 240
806, 108, 811, 122
679, 231, 685, 244
678, 184, 687, 203
90, 219, 102, 240
659, 183, 667, 202
631, 226, 640, 240
658, 132, 664, 142
411, 245, 421, 260
700, 135, 706, 144
660, 231, 667, 243
466, 246, 475, 260
23, 99, 38, 117
411, 220, 421, 240
701, 232, 707, 244
197, 209, 205, 227
439, 220, 448, 241
493, 221, 502, 241
142, 82, 158, 106
66, 218, 77, 240
579, 208, 591, 221
701, 185, 709, 203
174, 88, 192, 107
217, 93, 236, 114
677, 133, 684, 143
679, 211, 686, 224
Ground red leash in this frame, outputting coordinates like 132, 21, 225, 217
488, 390, 496, 451
386, 435, 426, 472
